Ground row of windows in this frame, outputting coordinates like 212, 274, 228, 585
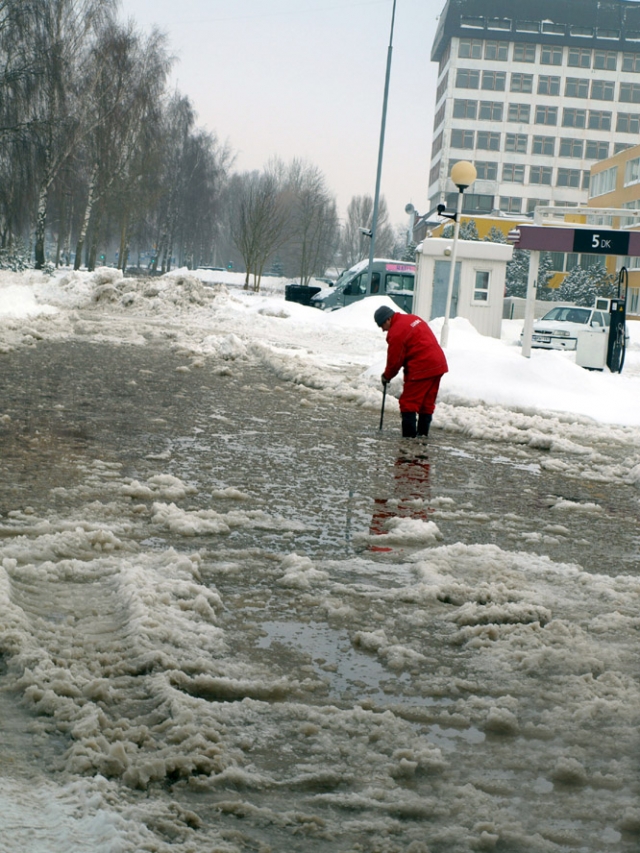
438, 127, 631, 158
434, 192, 587, 215
455, 68, 625, 100
452, 100, 614, 129
466, 160, 590, 188
458, 39, 640, 71
447, 127, 634, 155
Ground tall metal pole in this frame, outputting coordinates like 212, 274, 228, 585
367, 0, 397, 292
440, 188, 464, 347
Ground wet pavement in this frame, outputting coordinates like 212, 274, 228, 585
1, 340, 638, 572
2, 340, 640, 853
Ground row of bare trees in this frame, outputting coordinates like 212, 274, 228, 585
0, 0, 232, 272
0, 0, 404, 281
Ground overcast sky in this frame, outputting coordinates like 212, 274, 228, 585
117, 0, 440, 225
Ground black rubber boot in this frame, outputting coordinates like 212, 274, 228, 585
417, 414, 432, 437
401, 412, 417, 438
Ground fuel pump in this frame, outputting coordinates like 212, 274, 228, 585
606, 267, 627, 373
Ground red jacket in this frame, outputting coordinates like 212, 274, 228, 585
383, 313, 448, 382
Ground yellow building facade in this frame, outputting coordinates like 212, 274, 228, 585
588, 143, 640, 318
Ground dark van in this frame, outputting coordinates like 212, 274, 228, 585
311, 259, 416, 312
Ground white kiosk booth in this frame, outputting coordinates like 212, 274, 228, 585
414, 238, 513, 339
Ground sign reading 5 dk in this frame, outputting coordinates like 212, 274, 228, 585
573, 229, 630, 255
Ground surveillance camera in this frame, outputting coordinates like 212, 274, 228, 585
437, 203, 446, 216
358, 227, 372, 237
444, 247, 452, 256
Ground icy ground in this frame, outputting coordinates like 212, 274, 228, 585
0, 267, 639, 853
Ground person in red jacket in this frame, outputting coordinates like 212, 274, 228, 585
374, 305, 448, 438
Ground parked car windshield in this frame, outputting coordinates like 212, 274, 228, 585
540, 307, 591, 324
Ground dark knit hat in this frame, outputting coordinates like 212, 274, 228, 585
374, 305, 395, 327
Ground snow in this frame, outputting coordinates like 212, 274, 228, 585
0, 266, 639, 852
3, 267, 639, 425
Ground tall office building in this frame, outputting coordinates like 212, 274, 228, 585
430, 0, 640, 217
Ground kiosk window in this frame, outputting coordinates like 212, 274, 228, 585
473, 270, 490, 302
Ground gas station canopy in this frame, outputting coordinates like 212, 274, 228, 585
512, 225, 640, 257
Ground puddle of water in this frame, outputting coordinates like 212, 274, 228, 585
256, 619, 447, 707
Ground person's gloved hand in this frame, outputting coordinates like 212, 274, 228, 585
381, 374, 389, 387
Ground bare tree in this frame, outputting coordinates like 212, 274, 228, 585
74, 21, 170, 270
339, 194, 395, 269
28, 0, 116, 268
282, 160, 339, 284
231, 167, 290, 291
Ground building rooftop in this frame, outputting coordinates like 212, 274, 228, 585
432, 0, 640, 61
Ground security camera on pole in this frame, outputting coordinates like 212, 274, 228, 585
439, 161, 477, 348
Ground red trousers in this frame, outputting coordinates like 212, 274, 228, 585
399, 375, 443, 414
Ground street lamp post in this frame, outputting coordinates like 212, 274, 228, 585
440, 160, 477, 347
366, 0, 397, 293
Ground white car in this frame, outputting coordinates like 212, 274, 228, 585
525, 305, 610, 351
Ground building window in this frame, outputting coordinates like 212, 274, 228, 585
513, 42, 536, 62
617, 112, 640, 133
624, 157, 640, 186
487, 18, 511, 32
453, 99, 477, 119
475, 161, 498, 181
482, 70, 507, 91
503, 163, 525, 183
615, 141, 634, 154
507, 103, 530, 123
547, 252, 566, 272
478, 101, 503, 121
571, 27, 594, 38
560, 138, 584, 158
557, 168, 581, 187
530, 166, 553, 185
436, 72, 449, 102
591, 80, 614, 101
484, 40, 509, 61
585, 140, 609, 159
563, 108, 586, 128
622, 53, 640, 72
515, 21, 539, 34
594, 50, 617, 70
500, 197, 522, 213
460, 16, 484, 29
433, 103, 446, 129
451, 129, 474, 149
538, 75, 560, 96
476, 131, 501, 150
510, 73, 533, 93
588, 110, 611, 130
542, 22, 565, 35
568, 47, 591, 67
541, 46, 563, 65
459, 39, 482, 59
582, 171, 590, 190
565, 78, 589, 98
532, 135, 555, 155
535, 105, 558, 125
620, 82, 640, 103
527, 198, 549, 213
590, 166, 617, 197
429, 161, 441, 186
505, 133, 528, 153
432, 132, 444, 156
456, 68, 480, 89
473, 270, 490, 302
438, 42, 450, 74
